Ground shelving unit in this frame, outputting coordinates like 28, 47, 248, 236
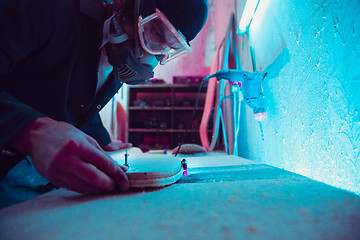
126, 84, 212, 150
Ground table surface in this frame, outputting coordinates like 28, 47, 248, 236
1, 153, 360, 240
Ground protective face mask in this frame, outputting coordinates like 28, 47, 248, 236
101, 14, 155, 85
106, 42, 154, 85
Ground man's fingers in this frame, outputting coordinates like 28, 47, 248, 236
103, 140, 133, 151
113, 169, 130, 192
119, 165, 129, 172
77, 141, 129, 192
69, 161, 116, 192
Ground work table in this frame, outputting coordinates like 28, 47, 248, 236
1, 154, 359, 240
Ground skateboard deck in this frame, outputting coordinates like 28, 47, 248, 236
108, 148, 183, 188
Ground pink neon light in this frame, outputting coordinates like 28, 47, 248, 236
230, 81, 242, 87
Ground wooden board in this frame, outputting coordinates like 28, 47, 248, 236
108, 148, 183, 188
171, 143, 207, 155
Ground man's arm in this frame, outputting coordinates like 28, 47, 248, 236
0, 89, 130, 193
0, 0, 48, 147
0, 74, 130, 194
9, 117, 130, 193
0, 0, 130, 193
0, 90, 45, 147
0, 84, 130, 193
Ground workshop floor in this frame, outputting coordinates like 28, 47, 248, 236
1, 153, 360, 240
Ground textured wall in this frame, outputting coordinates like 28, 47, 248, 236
238, 0, 360, 195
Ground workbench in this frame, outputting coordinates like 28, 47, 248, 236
1, 153, 360, 240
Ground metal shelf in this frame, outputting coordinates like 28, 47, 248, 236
127, 83, 211, 149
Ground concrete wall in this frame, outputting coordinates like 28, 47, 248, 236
237, 0, 360, 195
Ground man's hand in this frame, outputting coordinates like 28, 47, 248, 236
103, 140, 132, 151
10, 117, 129, 194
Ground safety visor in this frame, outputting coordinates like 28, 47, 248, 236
138, 9, 192, 65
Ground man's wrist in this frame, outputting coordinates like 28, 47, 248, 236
8, 117, 52, 155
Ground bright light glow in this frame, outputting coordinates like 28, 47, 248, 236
254, 112, 266, 121
237, 0, 260, 35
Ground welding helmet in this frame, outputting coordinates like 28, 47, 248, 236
102, 0, 209, 85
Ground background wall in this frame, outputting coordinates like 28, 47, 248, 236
236, 0, 360, 195
101, 0, 236, 139
153, 0, 235, 81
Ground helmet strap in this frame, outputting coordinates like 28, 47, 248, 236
133, 0, 141, 58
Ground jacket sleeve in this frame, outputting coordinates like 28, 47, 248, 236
0, 0, 46, 147
0, 90, 45, 147
80, 113, 112, 147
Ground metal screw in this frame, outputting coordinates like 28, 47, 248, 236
124, 149, 129, 167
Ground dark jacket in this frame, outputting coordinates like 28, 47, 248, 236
0, 0, 121, 177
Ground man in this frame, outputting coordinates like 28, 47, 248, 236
0, 0, 208, 198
